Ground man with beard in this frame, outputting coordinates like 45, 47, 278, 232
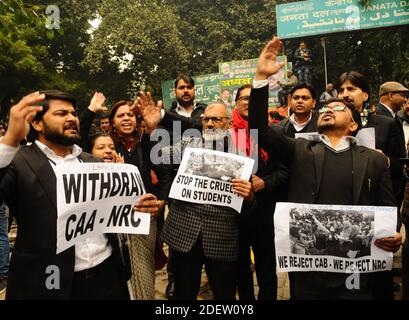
338, 73, 406, 225
160, 74, 207, 134
155, 75, 207, 298
136, 95, 254, 299
0, 90, 161, 299
248, 37, 402, 299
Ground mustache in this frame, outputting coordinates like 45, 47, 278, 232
64, 122, 79, 131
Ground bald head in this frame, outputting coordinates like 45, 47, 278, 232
205, 103, 232, 120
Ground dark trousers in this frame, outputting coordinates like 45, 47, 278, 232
237, 209, 277, 300
70, 255, 130, 300
171, 239, 238, 300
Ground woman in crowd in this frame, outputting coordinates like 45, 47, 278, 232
108, 100, 164, 300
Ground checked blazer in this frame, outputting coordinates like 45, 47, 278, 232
142, 135, 248, 262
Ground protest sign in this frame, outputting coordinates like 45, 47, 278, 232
274, 202, 397, 273
55, 163, 150, 254
169, 147, 254, 212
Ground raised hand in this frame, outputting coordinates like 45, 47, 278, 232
132, 91, 162, 133
256, 36, 285, 80
2, 91, 45, 147
115, 152, 125, 164
88, 92, 107, 113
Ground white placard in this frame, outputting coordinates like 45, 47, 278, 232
169, 147, 255, 212
55, 163, 150, 254
356, 127, 376, 149
274, 202, 397, 273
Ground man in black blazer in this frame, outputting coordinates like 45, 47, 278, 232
276, 83, 318, 138
376, 81, 408, 151
135, 95, 254, 300
376, 81, 408, 119
0, 90, 161, 299
249, 37, 402, 299
338, 72, 407, 209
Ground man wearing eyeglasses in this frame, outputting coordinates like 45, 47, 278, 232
376, 81, 408, 157
232, 84, 288, 300
376, 82, 408, 119
248, 37, 402, 300
135, 95, 254, 299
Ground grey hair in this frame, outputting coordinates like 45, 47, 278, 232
207, 102, 232, 119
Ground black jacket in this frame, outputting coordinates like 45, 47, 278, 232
0, 144, 131, 299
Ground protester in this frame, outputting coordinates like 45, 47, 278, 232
98, 113, 112, 134
249, 37, 402, 300
276, 84, 318, 138
109, 100, 166, 300
158, 74, 208, 298
135, 92, 254, 300
88, 131, 124, 164
232, 84, 288, 300
0, 90, 161, 299
338, 72, 406, 211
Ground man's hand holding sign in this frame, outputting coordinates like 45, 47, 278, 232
55, 162, 161, 254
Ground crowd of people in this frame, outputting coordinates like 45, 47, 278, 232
0, 35, 408, 301
289, 209, 374, 258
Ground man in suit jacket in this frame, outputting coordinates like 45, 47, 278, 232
376, 81, 408, 148
338, 72, 407, 209
249, 37, 402, 299
376, 82, 409, 119
0, 90, 161, 299
135, 95, 254, 299
276, 83, 318, 138
160, 74, 207, 134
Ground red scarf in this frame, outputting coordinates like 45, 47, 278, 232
231, 109, 268, 163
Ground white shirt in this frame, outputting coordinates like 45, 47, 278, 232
402, 121, 409, 153
160, 102, 198, 120
289, 113, 313, 132
175, 103, 198, 117
0, 140, 112, 272
320, 134, 357, 153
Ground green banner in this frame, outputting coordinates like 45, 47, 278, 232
219, 57, 289, 107
277, 0, 409, 39
161, 73, 220, 110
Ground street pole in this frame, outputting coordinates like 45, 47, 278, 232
321, 37, 328, 87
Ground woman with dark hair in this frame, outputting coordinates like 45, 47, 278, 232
87, 131, 124, 163
109, 100, 163, 300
